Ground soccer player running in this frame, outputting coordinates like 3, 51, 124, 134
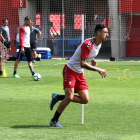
29, 22, 41, 63
13, 16, 35, 78
50, 24, 109, 127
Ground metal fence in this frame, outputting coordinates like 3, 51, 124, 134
48, 0, 111, 59
0, 0, 137, 60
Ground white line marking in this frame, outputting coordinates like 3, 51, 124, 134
2, 61, 108, 68
3, 63, 66, 68
54, 63, 66, 65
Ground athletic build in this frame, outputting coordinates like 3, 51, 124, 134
0, 19, 11, 54
50, 24, 109, 127
13, 16, 35, 78
0, 19, 11, 76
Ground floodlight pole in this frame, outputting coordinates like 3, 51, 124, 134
81, 14, 84, 125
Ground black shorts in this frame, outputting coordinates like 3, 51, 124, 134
31, 42, 37, 51
3, 41, 11, 49
16, 46, 32, 62
0, 50, 1, 55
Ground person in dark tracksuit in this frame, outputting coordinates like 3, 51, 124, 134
14, 27, 20, 51
29, 22, 41, 63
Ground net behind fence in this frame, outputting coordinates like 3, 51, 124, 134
1, 0, 139, 60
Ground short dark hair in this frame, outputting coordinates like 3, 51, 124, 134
2, 19, 8, 23
24, 16, 31, 21
95, 24, 107, 35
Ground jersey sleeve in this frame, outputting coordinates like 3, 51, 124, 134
19, 26, 25, 48
80, 40, 93, 58
35, 28, 40, 34
0, 27, 3, 34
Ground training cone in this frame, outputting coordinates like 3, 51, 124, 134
2, 69, 7, 77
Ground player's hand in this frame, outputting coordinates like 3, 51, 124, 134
21, 48, 25, 54
3, 39, 6, 42
34, 39, 38, 42
98, 69, 106, 78
91, 59, 97, 67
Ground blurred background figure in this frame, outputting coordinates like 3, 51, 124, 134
0, 19, 11, 58
30, 22, 41, 63
14, 27, 20, 51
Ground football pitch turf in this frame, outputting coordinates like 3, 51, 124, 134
0, 59, 140, 140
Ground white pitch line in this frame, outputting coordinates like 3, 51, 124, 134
3, 63, 66, 68
54, 63, 66, 65
3, 61, 107, 68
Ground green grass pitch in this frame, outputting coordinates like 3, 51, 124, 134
0, 60, 140, 140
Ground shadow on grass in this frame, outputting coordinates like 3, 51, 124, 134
0, 77, 13, 78
10, 125, 51, 129
10, 125, 65, 129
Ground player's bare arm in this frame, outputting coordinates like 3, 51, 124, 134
21, 47, 25, 54
91, 59, 97, 67
0, 33, 6, 42
34, 31, 41, 42
80, 58, 106, 78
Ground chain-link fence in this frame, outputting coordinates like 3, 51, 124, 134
46, 0, 111, 59
0, 0, 138, 60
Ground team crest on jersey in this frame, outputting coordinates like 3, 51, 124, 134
69, 81, 71, 85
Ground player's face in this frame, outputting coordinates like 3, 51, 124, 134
29, 23, 33, 28
25, 20, 31, 26
3, 20, 8, 26
100, 28, 109, 41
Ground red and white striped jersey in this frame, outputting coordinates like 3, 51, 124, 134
19, 25, 30, 48
67, 38, 101, 73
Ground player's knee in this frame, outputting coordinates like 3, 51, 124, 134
62, 99, 71, 107
15, 60, 20, 64
65, 89, 74, 102
28, 62, 32, 66
7, 48, 11, 51
0, 55, 2, 59
65, 97, 73, 103
82, 98, 89, 104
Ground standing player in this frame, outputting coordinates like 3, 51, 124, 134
0, 19, 11, 55
0, 50, 2, 76
14, 27, 20, 50
29, 22, 41, 63
0, 43, 7, 76
50, 24, 109, 127
13, 16, 35, 78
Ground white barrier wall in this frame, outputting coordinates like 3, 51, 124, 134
18, 0, 36, 26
